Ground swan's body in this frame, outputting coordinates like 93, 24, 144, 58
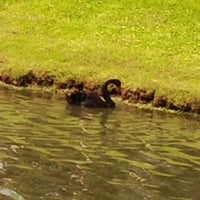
66, 91, 86, 105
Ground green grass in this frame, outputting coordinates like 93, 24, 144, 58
0, 0, 200, 103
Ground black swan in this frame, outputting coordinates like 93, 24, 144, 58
66, 90, 86, 105
83, 79, 121, 108
66, 79, 121, 108
65, 80, 86, 105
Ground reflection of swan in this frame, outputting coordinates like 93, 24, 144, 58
0, 187, 25, 200
66, 79, 121, 108
99, 109, 114, 134
67, 106, 114, 134
83, 79, 121, 108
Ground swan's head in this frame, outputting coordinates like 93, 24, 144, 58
106, 79, 122, 95
108, 79, 121, 87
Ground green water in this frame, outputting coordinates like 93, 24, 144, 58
0, 89, 200, 200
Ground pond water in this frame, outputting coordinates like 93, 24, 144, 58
0, 88, 200, 200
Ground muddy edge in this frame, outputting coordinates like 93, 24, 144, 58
0, 70, 200, 115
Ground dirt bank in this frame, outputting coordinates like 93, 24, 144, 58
0, 70, 200, 115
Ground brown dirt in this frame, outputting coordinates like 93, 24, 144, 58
0, 70, 200, 115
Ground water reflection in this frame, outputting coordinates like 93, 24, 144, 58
0, 89, 200, 200
68, 105, 115, 134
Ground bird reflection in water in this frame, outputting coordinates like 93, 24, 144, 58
67, 105, 115, 134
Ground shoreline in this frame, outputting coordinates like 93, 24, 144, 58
1, 71, 200, 116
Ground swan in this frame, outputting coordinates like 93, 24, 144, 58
66, 90, 86, 105
83, 79, 121, 108
66, 79, 121, 108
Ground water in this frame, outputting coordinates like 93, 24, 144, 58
0, 88, 200, 200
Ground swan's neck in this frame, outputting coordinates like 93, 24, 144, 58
101, 81, 115, 107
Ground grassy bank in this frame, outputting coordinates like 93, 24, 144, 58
0, 0, 200, 104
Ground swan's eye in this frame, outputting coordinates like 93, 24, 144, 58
107, 83, 115, 91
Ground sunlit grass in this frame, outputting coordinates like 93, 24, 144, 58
0, 0, 199, 103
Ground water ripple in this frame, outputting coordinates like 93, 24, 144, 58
0, 89, 200, 200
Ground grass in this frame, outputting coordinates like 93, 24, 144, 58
0, 0, 200, 103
